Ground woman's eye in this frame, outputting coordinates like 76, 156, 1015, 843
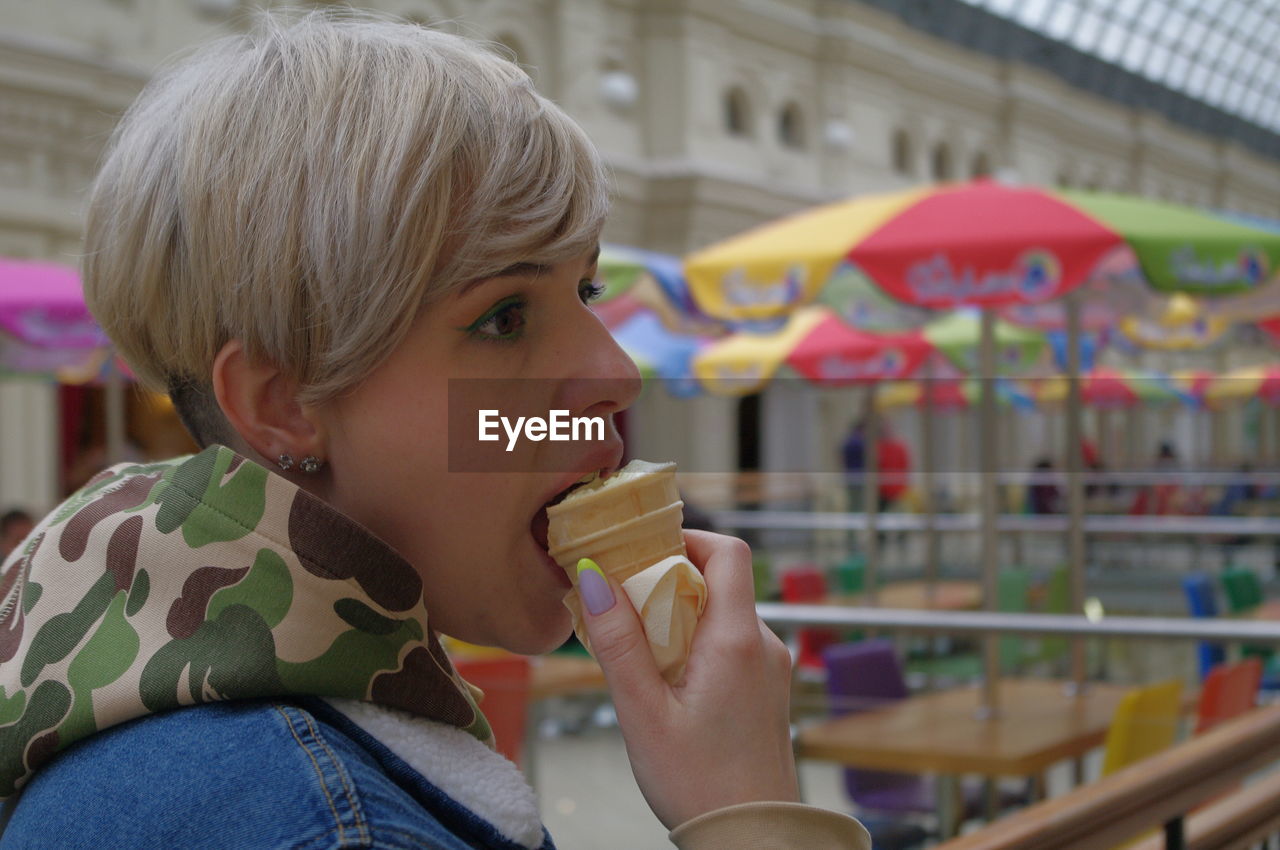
579, 278, 606, 304
470, 297, 527, 341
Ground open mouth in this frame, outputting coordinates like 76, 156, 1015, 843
530, 476, 597, 552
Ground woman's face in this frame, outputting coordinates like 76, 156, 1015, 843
315, 246, 641, 653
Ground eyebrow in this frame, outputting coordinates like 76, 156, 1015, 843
460, 245, 601, 294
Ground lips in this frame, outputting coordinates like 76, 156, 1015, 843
530, 476, 593, 553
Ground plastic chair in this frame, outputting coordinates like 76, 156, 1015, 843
752, 556, 776, 601
831, 553, 865, 594
783, 565, 838, 672
996, 568, 1032, 672
1101, 679, 1184, 777
822, 640, 1024, 839
1183, 572, 1225, 681
1036, 566, 1071, 666
905, 568, 1031, 683
451, 654, 532, 767
1194, 658, 1262, 735
1218, 566, 1275, 669
1220, 565, 1264, 612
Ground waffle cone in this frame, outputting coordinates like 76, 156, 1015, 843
546, 462, 686, 584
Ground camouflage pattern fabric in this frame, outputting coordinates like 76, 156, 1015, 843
0, 445, 489, 798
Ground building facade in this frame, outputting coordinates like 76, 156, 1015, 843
2, 0, 1278, 508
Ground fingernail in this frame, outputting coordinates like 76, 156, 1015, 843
577, 558, 615, 616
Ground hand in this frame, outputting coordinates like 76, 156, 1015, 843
577, 530, 799, 829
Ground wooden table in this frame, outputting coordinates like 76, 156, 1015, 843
829, 579, 983, 611
796, 678, 1132, 837
529, 654, 607, 700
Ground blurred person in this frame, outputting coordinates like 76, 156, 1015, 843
0, 11, 867, 850
1131, 439, 1186, 515
841, 416, 911, 511
0, 509, 33, 560
1026, 457, 1062, 515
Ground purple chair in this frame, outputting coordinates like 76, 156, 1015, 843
822, 639, 1026, 834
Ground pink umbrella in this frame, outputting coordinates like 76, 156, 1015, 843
0, 258, 111, 378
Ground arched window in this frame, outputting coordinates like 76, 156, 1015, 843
971, 152, 992, 179
892, 129, 913, 176
931, 142, 952, 181
777, 102, 805, 149
724, 87, 752, 137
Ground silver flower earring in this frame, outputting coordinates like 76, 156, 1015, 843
300, 456, 324, 474
277, 454, 295, 471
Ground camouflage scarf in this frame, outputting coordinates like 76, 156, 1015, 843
0, 445, 489, 798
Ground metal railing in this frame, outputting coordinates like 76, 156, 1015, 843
756, 604, 1280, 643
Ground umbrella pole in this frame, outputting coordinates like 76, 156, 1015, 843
923, 359, 938, 603
105, 356, 127, 466
979, 309, 1000, 718
1065, 293, 1087, 694
863, 385, 880, 606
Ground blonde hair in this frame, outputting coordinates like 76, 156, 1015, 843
84, 8, 609, 442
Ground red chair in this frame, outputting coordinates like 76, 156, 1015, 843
452, 654, 532, 766
781, 565, 837, 672
1194, 657, 1262, 734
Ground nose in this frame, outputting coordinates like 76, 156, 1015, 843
554, 306, 643, 418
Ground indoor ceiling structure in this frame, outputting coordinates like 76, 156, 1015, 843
859, 0, 1280, 159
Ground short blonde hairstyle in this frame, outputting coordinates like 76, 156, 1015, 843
84, 8, 609, 438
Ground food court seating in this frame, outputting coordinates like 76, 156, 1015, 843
781, 564, 838, 672
1183, 572, 1226, 681
1101, 679, 1184, 777
1218, 565, 1278, 677
822, 639, 1025, 844
1194, 658, 1262, 735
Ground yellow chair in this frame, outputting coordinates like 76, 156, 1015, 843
1101, 679, 1184, 849
1101, 679, 1184, 777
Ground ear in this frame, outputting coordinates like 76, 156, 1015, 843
210, 340, 324, 464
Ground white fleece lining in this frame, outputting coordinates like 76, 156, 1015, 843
325, 698, 545, 850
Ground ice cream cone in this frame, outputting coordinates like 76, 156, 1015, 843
546, 460, 686, 584
547, 460, 706, 684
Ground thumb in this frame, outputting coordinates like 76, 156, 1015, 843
576, 559, 663, 700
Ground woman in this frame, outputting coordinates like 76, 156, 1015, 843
0, 11, 867, 849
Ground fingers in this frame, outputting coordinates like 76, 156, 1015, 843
575, 560, 664, 709
683, 530, 759, 638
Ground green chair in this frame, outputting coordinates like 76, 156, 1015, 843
752, 556, 776, 601
1220, 565, 1274, 667
906, 567, 1031, 682
996, 568, 1032, 672
1221, 565, 1264, 613
1035, 566, 1071, 666
831, 554, 865, 595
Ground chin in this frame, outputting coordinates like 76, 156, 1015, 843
502, 609, 575, 656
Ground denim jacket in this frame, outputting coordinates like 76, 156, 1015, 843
2, 696, 550, 849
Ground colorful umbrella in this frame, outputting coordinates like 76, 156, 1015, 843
1261, 316, 1280, 346
1173, 370, 1215, 409
0, 258, 114, 382
1205, 366, 1280, 407
686, 180, 1280, 322
1116, 293, 1231, 350
606, 308, 707, 398
596, 244, 671, 302
874, 377, 1036, 412
690, 306, 932, 396
1029, 367, 1193, 409
921, 309, 1046, 374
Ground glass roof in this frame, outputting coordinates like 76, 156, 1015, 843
958, 0, 1280, 134
858, 0, 1280, 159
